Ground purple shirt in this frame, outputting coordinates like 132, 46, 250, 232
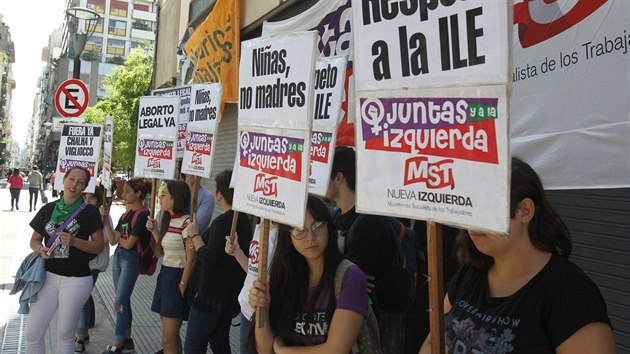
293, 265, 368, 346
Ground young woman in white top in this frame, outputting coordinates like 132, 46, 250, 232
147, 180, 195, 354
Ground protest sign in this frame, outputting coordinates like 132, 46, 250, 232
54, 123, 103, 193
153, 86, 191, 158
309, 56, 347, 196
232, 127, 311, 228
134, 96, 179, 180
182, 83, 223, 178
101, 116, 113, 190
352, 0, 510, 91
238, 32, 318, 130
53, 117, 85, 132
355, 85, 509, 233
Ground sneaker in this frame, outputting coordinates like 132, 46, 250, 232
102, 345, 122, 354
74, 340, 86, 354
121, 338, 135, 354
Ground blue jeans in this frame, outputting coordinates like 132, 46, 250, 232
10, 188, 20, 208
75, 270, 100, 336
184, 305, 232, 354
240, 313, 257, 354
111, 247, 140, 342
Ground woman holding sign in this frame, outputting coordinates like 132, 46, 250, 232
26, 166, 104, 354
419, 157, 615, 354
248, 196, 369, 354
101, 178, 152, 354
146, 180, 194, 354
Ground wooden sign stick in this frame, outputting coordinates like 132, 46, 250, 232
149, 178, 157, 218
256, 218, 270, 328
229, 211, 239, 243
190, 176, 200, 222
428, 221, 445, 354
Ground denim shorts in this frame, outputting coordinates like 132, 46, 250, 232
151, 265, 189, 319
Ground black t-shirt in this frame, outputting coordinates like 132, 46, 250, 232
30, 202, 104, 277
187, 210, 253, 313
334, 207, 395, 310
445, 254, 611, 354
115, 208, 151, 250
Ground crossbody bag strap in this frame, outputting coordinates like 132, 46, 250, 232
46, 202, 88, 248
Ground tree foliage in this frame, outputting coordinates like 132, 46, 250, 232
84, 46, 153, 169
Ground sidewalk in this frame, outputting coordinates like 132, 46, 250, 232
0, 192, 241, 354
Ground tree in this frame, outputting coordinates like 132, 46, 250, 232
84, 46, 153, 169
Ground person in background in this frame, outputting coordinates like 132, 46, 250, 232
419, 157, 615, 354
226, 220, 279, 354
326, 146, 404, 353
183, 173, 215, 234
28, 165, 44, 212
146, 180, 194, 354
248, 195, 368, 354
100, 179, 152, 354
183, 169, 253, 354
74, 185, 111, 353
8, 168, 23, 211
51, 171, 59, 198
26, 166, 104, 354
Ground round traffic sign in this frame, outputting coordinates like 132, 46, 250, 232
55, 79, 89, 117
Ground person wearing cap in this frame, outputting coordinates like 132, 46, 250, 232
326, 146, 405, 354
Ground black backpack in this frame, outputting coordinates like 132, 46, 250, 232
346, 214, 424, 311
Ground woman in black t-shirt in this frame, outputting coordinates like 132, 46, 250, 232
100, 178, 151, 354
26, 166, 104, 354
419, 158, 615, 354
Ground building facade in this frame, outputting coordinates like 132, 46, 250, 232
0, 14, 15, 172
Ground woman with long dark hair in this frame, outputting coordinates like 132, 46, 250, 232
147, 180, 194, 354
419, 157, 615, 354
248, 195, 368, 353
26, 166, 104, 353
101, 178, 152, 354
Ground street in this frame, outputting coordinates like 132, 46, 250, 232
0, 187, 240, 353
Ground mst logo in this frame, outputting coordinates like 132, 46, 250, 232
253, 173, 278, 197
147, 158, 161, 168
192, 152, 203, 165
404, 156, 454, 189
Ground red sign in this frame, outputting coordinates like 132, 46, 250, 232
55, 79, 89, 117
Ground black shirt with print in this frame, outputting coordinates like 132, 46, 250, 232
30, 202, 104, 277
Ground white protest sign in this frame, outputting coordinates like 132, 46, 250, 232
238, 32, 318, 130
232, 127, 311, 229
54, 123, 103, 193
101, 116, 113, 190
153, 86, 191, 158
53, 117, 85, 132
134, 96, 179, 179
352, 0, 510, 91
355, 85, 510, 234
182, 83, 223, 178
309, 56, 347, 196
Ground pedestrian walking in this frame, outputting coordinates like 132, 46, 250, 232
8, 168, 23, 211
27, 165, 44, 211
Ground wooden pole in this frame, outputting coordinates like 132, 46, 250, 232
256, 218, 270, 328
190, 176, 200, 222
229, 211, 239, 243
428, 221, 445, 354
149, 178, 157, 218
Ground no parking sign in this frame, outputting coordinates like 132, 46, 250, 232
55, 79, 89, 117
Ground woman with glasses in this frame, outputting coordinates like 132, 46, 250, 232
248, 195, 369, 354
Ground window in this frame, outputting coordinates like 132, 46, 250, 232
108, 19, 127, 37
93, 18, 104, 34
134, 4, 149, 11
110, 0, 128, 17
132, 20, 151, 31
107, 39, 126, 56
85, 37, 103, 53
87, 0, 105, 14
